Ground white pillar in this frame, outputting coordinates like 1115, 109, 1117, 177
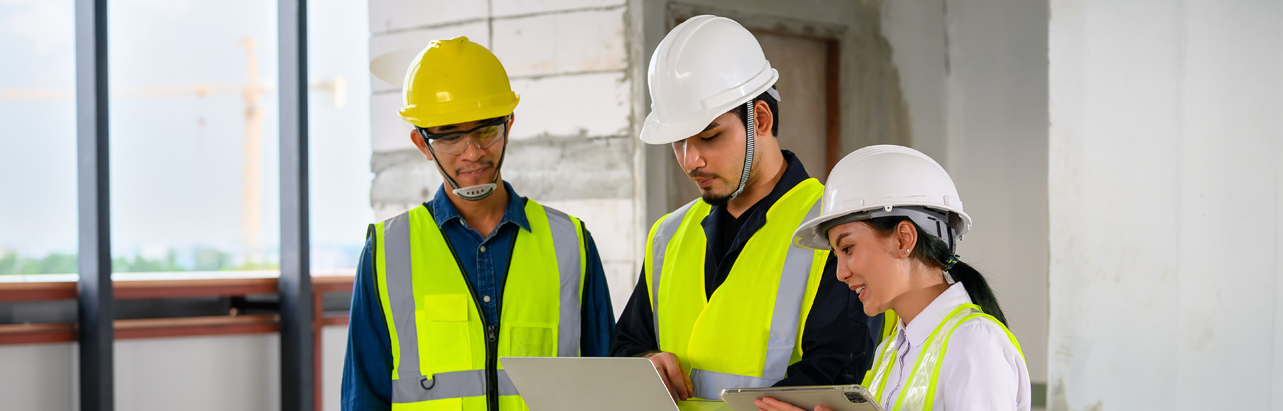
1048, 1, 1283, 409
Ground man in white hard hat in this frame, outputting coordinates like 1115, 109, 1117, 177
610, 15, 877, 402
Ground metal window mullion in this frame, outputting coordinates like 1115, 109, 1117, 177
278, 0, 314, 410
74, 0, 113, 410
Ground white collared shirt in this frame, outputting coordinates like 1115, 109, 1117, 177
875, 282, 1031, 411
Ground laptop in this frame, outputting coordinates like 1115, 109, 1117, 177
501, 357, 732, 411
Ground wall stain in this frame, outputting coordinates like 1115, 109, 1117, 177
1050, 379, 1103, 411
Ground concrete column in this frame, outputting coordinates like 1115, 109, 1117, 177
1048, 1, 1283, 409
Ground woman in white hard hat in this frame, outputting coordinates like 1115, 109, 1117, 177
755, 145, 1031, 411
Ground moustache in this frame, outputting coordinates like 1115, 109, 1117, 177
688, 169, 719, 180
456, 161, 495, 175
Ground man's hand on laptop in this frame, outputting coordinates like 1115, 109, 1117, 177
643, 351, 694, 401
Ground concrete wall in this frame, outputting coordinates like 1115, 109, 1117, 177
0, 326, 348, 411
881, 0, 1051, 391
940, 0, 1050, 388
1048, 1, 1283, 410
367, 0, 641, 317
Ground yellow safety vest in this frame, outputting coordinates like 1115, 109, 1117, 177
862, 304, 1025, 411
644, 179, 830, 401
371, 199, 587, 411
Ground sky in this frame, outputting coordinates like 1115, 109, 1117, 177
0, 0, 373, 269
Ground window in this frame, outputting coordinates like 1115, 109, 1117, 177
108, 0, 281, 276
0, 0, 78, 276
308, 0, 372, 276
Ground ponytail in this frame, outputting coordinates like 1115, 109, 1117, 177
866, 217, 1008, 326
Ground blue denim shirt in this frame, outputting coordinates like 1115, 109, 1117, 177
341, 182, 615, 410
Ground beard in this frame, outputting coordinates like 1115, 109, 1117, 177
690, 169, 733, 206
701, 191, 733, 206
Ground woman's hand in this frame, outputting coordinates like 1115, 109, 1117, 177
752, 397, 833, 411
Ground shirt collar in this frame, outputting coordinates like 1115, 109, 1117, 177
899, 282, 974, 347
427, 180, 532, 233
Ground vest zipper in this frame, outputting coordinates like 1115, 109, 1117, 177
485, 324, 499, 411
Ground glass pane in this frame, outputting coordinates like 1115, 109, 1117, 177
0, 0, 78, 276
108, 0, 279, 276
308, 0, 371, 276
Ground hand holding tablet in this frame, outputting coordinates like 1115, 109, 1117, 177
720, 385, 884, 411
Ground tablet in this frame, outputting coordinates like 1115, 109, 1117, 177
720, 385, 884, 411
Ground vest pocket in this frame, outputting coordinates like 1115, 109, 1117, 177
503, 321, 557, 357
418, 294, 473, 374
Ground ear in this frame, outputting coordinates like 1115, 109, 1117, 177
895, 220, 918, 258
753, 99, 773, 139
410, 128, 435, 162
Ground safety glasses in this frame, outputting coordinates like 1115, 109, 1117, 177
416, 116, 509, 155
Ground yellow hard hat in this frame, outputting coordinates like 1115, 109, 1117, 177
398, 36, 520, 128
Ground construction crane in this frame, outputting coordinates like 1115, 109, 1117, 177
0, 37, 347, 261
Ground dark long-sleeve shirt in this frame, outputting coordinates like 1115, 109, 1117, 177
341, 182, 615, 411
610, 150, 877, 386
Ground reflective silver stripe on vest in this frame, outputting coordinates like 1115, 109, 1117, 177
679, 197, 823, 397
383, 212, 426, 404
762, 198, 823, 381
650, 200, 699, 334
690, 369, 778, 400
544, 206, 582, 357
392, 369, 521, 403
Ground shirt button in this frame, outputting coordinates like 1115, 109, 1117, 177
479, 245, 486, 253
483, 295, 491, 303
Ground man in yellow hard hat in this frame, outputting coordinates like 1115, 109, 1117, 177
610, 15, 878, 404
341, 36, 615, 411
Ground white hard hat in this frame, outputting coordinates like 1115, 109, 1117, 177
792, 145, 972, 250
640, 15, 778, 145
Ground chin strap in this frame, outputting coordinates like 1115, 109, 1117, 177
729, 100, 756, 200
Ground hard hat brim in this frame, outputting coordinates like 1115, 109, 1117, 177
792, 212, 843, 251
640, 68, 778, 145
399, 96, 520, 129
792, 203, 973, 251
640, 111, 716, 145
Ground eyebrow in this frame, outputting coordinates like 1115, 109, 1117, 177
832, 232, 852, 248
700, 122, 719, 133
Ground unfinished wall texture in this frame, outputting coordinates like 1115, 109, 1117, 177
1049, 0, 1283, 410
880, 1, 1051, 399
367, 0, 640, 317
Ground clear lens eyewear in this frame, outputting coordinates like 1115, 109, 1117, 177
418, 117, 508, 155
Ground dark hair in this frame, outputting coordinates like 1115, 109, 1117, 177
728, 86, 780, 137
865, 217, 1008, 326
